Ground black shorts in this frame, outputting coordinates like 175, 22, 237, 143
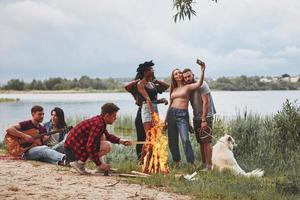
194, 117, 213, 144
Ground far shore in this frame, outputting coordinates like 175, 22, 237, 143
0, 89, 126, 94
0, 97, 20, 103
0, 89, 299, 94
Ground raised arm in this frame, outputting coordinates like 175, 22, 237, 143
186, 60, 206, 91
137, 80, 154, 113
124, 79, 139, 92
154, 79, 170, 93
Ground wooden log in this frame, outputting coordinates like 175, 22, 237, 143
131, 171, 150, 177
142, 148, 153, 173
130, 141, 152, 145
119, 174, 148, 178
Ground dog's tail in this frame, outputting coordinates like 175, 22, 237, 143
246, 169, 264, 177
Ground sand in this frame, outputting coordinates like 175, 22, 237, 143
0, 160, 189, 200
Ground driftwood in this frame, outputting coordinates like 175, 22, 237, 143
93, 168, 149, 178
119, 173, 149, 178
131, 171, 150, 177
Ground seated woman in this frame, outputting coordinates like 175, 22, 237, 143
136, 60, 169, 164
44, 107, 70, 153
167, 59, 205, 165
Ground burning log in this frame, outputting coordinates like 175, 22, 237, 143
141, 113, 169, 174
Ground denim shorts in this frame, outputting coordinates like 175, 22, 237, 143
141, 102, 158, 123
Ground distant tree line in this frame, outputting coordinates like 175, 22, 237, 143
1, 75, 299, 91
0, 76, 122, 91
208, 76, 300, 91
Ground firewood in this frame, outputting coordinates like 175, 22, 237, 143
131, 171, 150, 177
119, 174, 148, 178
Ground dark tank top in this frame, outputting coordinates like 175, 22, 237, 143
137, 82, 158, 105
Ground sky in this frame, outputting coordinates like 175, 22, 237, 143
0, 0, 299, 83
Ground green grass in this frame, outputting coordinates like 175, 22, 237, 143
85, 147, 299, 200
113, 115, 135, 135
0, 98, 20, 103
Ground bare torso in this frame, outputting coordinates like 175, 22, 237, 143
170, 85, 190, 109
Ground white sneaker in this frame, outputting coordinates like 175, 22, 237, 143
70, 161, 89, 175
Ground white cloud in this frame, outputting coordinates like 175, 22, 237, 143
0, 0, 299, 81
274, 46, 300, 58
0, 0, 80, 27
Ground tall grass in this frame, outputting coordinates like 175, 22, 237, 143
113, 115, 135, 135
226, 100, 300, 175
65, 115, 136, 137
102, 99, 300, 199
107, 100, 300, 173
67, 100, 300, 175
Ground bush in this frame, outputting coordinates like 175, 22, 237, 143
217, 100, 300, 173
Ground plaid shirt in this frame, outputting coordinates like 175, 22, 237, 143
64, 115, 120, 166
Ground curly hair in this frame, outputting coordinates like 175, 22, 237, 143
134, 60, 154, 80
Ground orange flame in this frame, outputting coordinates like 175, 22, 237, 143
142, 112, 169, 174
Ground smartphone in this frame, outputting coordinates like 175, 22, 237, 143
196, 59, 204, 65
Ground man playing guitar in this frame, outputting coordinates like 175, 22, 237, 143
6, 105, 68, 165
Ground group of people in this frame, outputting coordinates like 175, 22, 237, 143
5, 58, 216, 174
6, 103, 132, 174
125, 59, 216, 171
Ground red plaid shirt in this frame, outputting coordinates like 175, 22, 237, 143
64, 115, 120, 166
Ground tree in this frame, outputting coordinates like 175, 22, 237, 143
173, 0, 217, 22
4, 79, 25, 90
44, 77, 64, 90
29, 79, 46, 90
79, 75, 92, 89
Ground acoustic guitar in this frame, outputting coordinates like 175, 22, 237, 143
4, 126, 72, 157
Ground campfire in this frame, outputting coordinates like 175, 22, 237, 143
142, 113, 169, 174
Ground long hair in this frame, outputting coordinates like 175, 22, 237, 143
51, 107, 67, 129
170, 68, 181, 97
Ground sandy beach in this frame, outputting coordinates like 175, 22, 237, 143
0, 160, 189, 200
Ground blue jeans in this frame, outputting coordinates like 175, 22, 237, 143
51, 141, 65, 154
167, 108, 195, 163
23, 145, 65, 164
50, 134, 67, 154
